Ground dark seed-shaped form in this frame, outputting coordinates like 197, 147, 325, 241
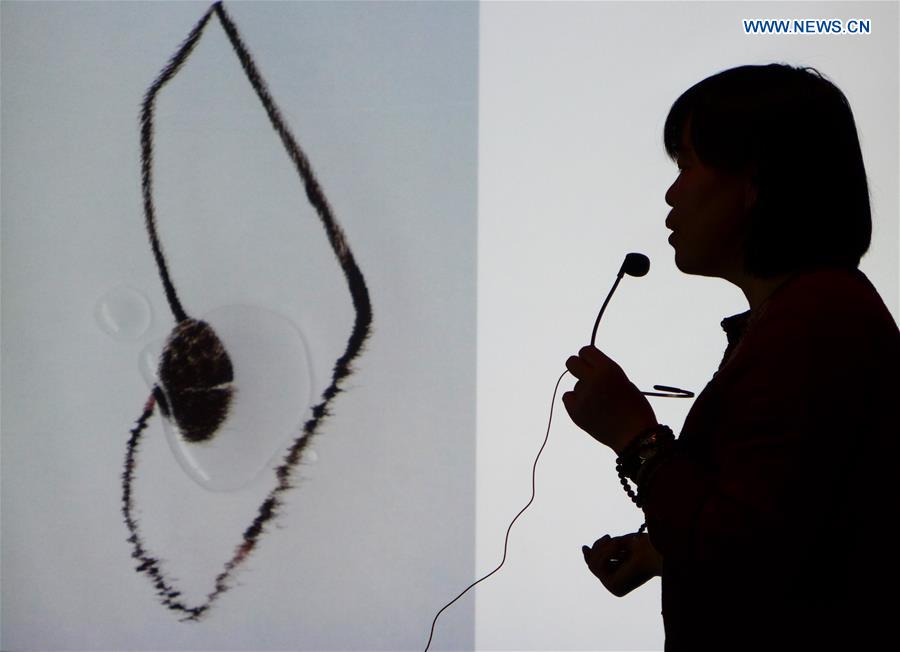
157, 319, 234, 442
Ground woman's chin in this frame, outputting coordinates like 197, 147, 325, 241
673, 249, 708, 276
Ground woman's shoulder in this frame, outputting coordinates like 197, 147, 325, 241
718, 267, 898, 398
770, 267, 897, 333
746, 268, 899, 379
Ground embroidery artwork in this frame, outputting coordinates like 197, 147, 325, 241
121, 1, 372, 620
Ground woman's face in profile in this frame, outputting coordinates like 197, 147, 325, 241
664, 124, 756, 280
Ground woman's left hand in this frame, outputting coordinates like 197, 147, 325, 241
562, 346, 658, 455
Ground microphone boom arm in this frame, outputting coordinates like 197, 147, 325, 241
590, 253, 694, 399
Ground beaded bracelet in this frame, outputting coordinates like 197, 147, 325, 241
615, 424, 675, 508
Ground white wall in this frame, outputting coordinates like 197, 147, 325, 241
477, 1, 897, 650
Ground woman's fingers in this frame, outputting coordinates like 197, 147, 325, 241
564, 345, 658, 452
565, 355, 590, 379
566, 346, 619, 380
578, 345, 609, 366
589, 534, 614, 555
581, 534, 649, 597
583, 535, 630, 570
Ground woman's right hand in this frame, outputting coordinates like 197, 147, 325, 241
581, 532, 662, 597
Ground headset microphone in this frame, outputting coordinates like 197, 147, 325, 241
621, 252, 650, 278
590, 253, 693, 398
591, 252, 650, 346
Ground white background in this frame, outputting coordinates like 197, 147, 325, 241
477, 1, 897, 650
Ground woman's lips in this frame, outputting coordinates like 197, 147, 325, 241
668, 231, 677, 244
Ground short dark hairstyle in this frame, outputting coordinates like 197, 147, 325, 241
663, 63, 871, 278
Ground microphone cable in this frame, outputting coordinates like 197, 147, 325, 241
423, 368, 568, 651
423, 253, 693, 650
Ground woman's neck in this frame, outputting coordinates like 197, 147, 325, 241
733, 271, 798, 312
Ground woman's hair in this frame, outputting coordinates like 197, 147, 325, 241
663, 63, 871, 278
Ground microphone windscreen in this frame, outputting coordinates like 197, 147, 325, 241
623, 253, 650, 277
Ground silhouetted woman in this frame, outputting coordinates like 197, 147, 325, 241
563, 63, 899, 651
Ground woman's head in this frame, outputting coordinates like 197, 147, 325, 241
663, 63, 871, 279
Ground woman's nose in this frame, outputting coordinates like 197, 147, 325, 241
664, 176, 678, 207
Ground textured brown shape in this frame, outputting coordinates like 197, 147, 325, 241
157, 319, 234, 442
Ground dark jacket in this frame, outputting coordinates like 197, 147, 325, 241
641, 268, 900, 651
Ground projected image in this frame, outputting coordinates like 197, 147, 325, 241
121, 2, 372, 619
3, 0, 476, 647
